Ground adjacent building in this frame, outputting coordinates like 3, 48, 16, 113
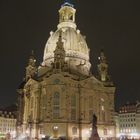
0, 110, 16, 139
115, 102, 140, 139
17, 1, 116, 140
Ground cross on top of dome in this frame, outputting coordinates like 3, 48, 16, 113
61, 0, 74, 8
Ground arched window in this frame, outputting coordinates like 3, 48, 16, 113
89, 96, 93, 120
53, 92, 60, 119
30, 96, 34, 119
100, 98, 105, 122
89, 110, 93, 121
53, 92, 60, 105
102, 111, 105, 122
72, 127, 77, 135
71, 95, 76, 120
104, 128, 107, 135
41, 88, 47, 120
30, 97, 33, 109
69, 15, 73, 21
56, 62, 60, 69
71, 95, 76, 107
89, 96, 93, 108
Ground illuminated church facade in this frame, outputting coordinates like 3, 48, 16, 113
17, 1, 116, 140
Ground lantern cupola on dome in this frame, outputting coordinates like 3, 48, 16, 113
58, 0, 76, 29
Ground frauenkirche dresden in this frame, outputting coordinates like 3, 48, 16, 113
17, 1, 116, 140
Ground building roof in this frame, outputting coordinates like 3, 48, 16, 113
119, 101, 140, 113
0, 110, 16, 119
0, 104, 17, 119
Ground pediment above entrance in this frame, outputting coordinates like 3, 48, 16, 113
41, 73, 79, 86
80, 76, 104, 89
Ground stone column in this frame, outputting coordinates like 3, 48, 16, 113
34, 86, 41, 139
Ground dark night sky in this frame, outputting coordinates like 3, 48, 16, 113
0, 0, 140, 110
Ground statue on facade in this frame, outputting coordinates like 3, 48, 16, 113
89, 114, 100, 140
97, 50, 109, 82
25, 50, 37, 81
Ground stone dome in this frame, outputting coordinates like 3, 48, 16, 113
42, 3, 91, 75
43, 27, 90, 61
